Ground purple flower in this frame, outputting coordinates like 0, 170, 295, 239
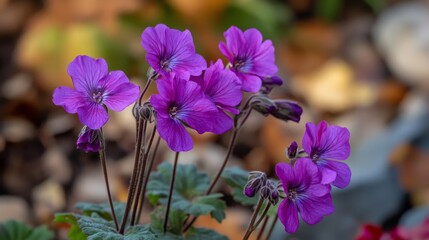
219, 26, 278, 93
141, 24, 207, 79
190, 59, 242, 133
76, 126, 101, 152
302, 121, 351, 189
275, 158, 334, 234
52, 55, 140, 129
150, 76, 221, 152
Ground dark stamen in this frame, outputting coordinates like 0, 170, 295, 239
169, 106, 178, 118
288, 189, 298, 201
92, 91, 103, 104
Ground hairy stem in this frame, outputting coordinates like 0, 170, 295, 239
119, 119, 145, 234
99, 129, 119, 231
206, 128, 239, 194
138, 73, 157, 105
256, 215, 269, 240
243, 201, 271, 240
136, 135, 161, 223
242, 198, 267, 240
183, 97, 254, 232
130, 126, 157, 225
253, 204, 271, 230
265, 214, 278, 240
164, 152, 180, 233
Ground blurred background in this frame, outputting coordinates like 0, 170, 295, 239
1, 0, 429, 239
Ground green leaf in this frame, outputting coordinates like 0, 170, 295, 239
150, 206, 187, 235
75, 202, 125, 223
221, 167, 258, 206
125, 225, 156, 240
147, 163, 226, 222
185, 228, 228, 240
55, 213, 87, 240
147, 162, 210, 203
77, 214, 118, 239
0, 220, 54, 240
56, 212, 156, 240
165, 194, 225, 223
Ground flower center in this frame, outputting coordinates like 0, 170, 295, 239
312, 151, 320, 161
92, 91, 104, 104
169, 106, 178, 118
288, 189, 298, 201
161, 58, 172, 71
233, 58, 252, 72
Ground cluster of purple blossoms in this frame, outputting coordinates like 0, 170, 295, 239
275, 121, 351, 233
140, 24, 297, 151
53, 24, 286, 153
52, 23, 347, 238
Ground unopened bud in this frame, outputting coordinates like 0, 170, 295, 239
250, 95, 277, 116
133, 102, 153, 121
271, 100, 303, 123
76, 126, 101, 152
260, 180, 280, 205
287, 141, 298, 160
243, 171, 267, 197
260, 76, 283, 94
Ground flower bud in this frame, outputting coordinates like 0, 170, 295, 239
287, 141, 298, 160
133, 102, 153, 121
260, 76, 283, 94
271, 100, 303, 123
76, 126, 101, 152
260, 180, 280, 205
251, 96, 303, 123
243, 171, 267, 197
250, 95, 277, 116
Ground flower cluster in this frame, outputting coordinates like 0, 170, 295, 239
141, 24, 284, 151
53, 24, 296, 153
52, 23, 349, 239
275, 121, 351, 233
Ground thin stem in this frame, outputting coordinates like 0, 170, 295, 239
265, 215, 278, 240
99, 129, 119, 231
253, 203, 271, 229
182, 128, 239, 232
164, 152, 180, 233
136, 135, 161, 223
206, 128, 239, 194
238, 109, 252, 129
244, 204, 271, 240
242, 198, 264, 240
241, 94, 257, 112
183, 95, 255, 232
138, 73, 157, 105
256, 215, 269, 240
130, 126, 157, 225
119, 119, 145, 234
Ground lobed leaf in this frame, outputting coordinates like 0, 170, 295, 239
147, 162, 226, 222
0, 220, 54, 240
